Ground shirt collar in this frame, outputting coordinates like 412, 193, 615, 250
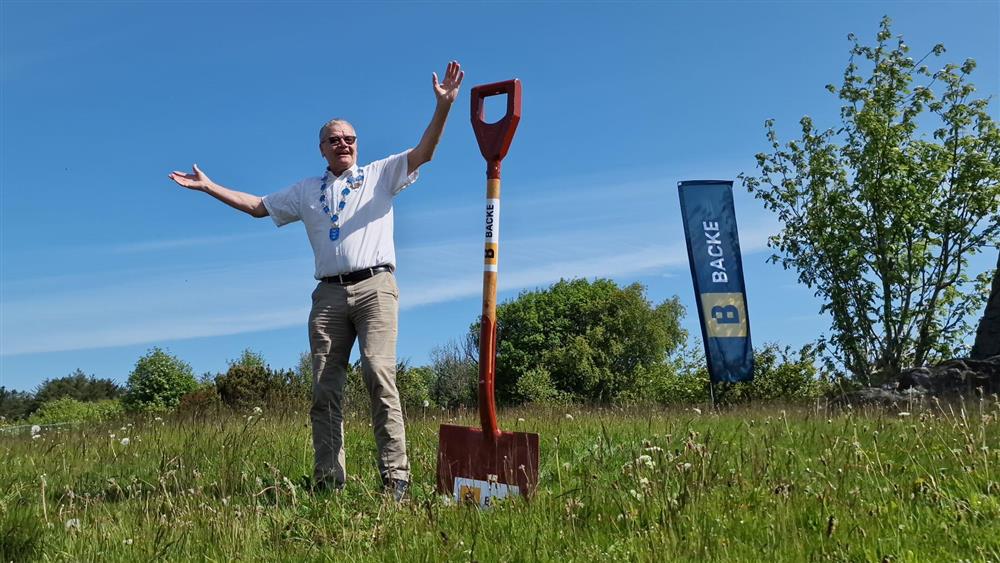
326, 163, 359, 180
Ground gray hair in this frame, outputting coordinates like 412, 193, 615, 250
318, 118, 355, 142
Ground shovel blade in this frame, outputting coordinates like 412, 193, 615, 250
437, 424, 539, 505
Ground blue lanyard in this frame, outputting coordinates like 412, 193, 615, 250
319, 168, 365, 241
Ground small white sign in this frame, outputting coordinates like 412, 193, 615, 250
453, 476, 520, 508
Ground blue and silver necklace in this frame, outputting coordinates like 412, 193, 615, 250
319, 167, 365, 241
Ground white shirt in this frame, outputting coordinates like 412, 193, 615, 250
262, 150, 418, 278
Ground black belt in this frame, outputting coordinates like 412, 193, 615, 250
322, 265, 394, 285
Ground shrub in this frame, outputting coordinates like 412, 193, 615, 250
343, 360, 370, 413
27, 397, 123, 425
396, 364, 434, 412
338, 360, 427, 414
514, 367, 574, 405
654, 342, 830, 404
725, 343, 830, 402
640, 350, 711, 405
215, 349, 301, 410
176, 383, 224, 418
122, 348, 197, 413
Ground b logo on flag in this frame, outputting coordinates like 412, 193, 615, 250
700, 293, 748, 337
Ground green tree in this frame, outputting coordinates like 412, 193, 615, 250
122, 347, 197, 412
295, 351, 314, 397
429, 338, 477, 408
0, 388, 38, 421
476, 278, 686, 404
34, 369, 123, 404
742, 17, 1000, 384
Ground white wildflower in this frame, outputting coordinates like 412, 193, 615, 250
629, 489, 642, 501
898, 412, 911, 417
123, 538, 133, 545
565, 413, 574, 420
32, 434, 41, 440
679, 462, 693, 472
422, 400, 430, 408
253, 406, 263, 415
638, 455, 655, 469
64, 518, 80, 532
154, 416, 162, 421
30, 425, 41, 435
120, 438, 130, 446
644, 446, 663, 453
639, 477, 650, 488
692, 408, 702, 415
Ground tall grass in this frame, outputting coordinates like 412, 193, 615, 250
2, 398, 998, 561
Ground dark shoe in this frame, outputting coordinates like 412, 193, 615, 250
306, 476, 344, 495
385, 479, 410, 503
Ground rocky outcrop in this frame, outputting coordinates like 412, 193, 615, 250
836, 355, 999, 407
897, 355, 1000, 395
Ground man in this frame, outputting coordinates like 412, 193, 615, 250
169, 61, 465, 501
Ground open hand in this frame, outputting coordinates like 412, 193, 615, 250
432, 61, 464, 105
169, 164, 214, 192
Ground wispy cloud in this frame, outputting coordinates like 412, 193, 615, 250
2, 165, 778, 357
109, 231, 276, 254
1, 215, 773, 356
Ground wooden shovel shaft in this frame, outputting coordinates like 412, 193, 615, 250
479, 175, 501, 439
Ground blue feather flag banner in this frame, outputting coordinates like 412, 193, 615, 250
678, 180, 754, 383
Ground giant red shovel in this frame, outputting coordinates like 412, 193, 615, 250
436, 79, 539, 506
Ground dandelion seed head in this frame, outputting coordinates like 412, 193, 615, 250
30, 425, 41, 435
120, 438, 130, 446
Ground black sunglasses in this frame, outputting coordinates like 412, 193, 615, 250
327, 135, 357, 146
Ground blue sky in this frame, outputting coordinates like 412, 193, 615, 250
2, 1, 997, 391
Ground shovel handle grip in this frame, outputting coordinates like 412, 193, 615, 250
471, 79, 521, 180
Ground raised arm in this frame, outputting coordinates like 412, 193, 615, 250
408, 60, 464, 176
168, 164, 269, 218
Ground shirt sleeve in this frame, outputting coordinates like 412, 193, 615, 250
262, 180, 303, 227
373, 150, 419, 196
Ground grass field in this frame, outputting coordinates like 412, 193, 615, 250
2, 398, 998, 562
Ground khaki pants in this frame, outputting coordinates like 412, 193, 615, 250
308, 271, 409, 485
